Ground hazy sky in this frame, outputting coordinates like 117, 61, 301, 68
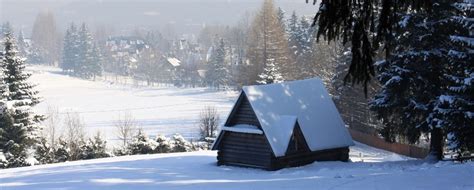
0, 0, 319, 37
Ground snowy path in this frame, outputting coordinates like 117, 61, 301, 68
27, 65, 238, 144
1, 143, 473, 190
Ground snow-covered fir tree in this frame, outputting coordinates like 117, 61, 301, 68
286, 12, 315, 79
61, 23, 79, 73
16, 30, 29, 58
81, 132, 110, 159
77, 23, 95, 78
0, 109, 30, 168
0, 22, 13, 40
371, 0, 473, 160
53, 137, 70, 163
89, 44, 103, 80
155, 134, 171, 153
62, 23, 102, 79
1, 32, 42, 157
277, 7, 286, 29
128, 129, 156, 155
257, 58, 283, 84
34, 137, 54, 165
430, 0, 474, 157
205, 38, 228, 88
171, 134, 191, 152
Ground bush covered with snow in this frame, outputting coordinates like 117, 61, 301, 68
171, 134, 192, 152
127, 130, 157, 155
155, 134, 172, 153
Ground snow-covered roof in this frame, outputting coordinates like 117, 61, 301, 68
215, 78, 354, 157
221, 124, 263, 135
262, 115, 298, 157
241, 78, 354, 156
167, 58, 181, 67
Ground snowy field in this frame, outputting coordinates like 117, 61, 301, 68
1, 143, 473, 190
27, 65, 238, 144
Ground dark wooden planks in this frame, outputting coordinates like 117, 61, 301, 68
217, 132, 273, 169
271, 147, 350, 170
227, 94, 261, 127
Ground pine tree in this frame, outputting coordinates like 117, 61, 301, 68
277, 7, 286, 29
90, 43, 103, 80
0, 110, 30, 168
61, 23, 79, 73
257, 58, 283, 84
81, 132, 109, 159
0, 22, 13, 40
35, 137, 54, 164
155, 134, 171, 153
0, 110, 23, 150
287, 12, 316, 79
205, 38, 228, 88
1, 31, 42, 149
309, 0, 433, 92
77, 23, 96, 78
430, 0, 474, 157
171, 134, 191, 152
0, 47, 7, 115
54, 137, 70, 163
128, 129, 156, 155
17, 30, 29, 57
371, 1, 473, 160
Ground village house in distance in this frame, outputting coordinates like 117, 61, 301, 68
212, 78, 355, 170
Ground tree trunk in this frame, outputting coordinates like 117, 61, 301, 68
428, 127, 444, 161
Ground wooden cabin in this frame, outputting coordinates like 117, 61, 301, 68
212, 78, 354, 170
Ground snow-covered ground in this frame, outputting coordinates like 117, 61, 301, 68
27, 65, 238, 144
1, 143, 473, 190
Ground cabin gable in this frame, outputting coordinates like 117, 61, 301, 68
285, 123, 310, 155
225, 92, 261, 128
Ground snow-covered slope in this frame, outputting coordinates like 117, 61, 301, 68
1, 143, 472, 190
27, 65, 237, 144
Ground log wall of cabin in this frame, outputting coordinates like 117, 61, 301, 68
271, 147, 350, 170
217, 132, 273, 169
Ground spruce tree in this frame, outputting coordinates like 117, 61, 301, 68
155, 134, 171, 153
35, 137, 54, 164
257, 58, 284, 84
309, 0, 433, 92
128, 129, 156, 155
90, 44, 103, 80
287, 12, 316, 79
17, 30, 29, 57
171, 134, 191, 153
54, 137, 70, 163
431, 0, 474, 157
61, 23, 78, 73
77, 23, 95, 78
206, 38, 228, 88
1, 32, 42, 149
371, 0, 473, 160
82, 132, 109, 159
0, 110, 30, 168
